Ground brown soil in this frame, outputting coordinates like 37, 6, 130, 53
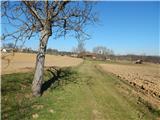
99, 63, 160, 109
1, 53, 83, 75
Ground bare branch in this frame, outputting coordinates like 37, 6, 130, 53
45, 0, 49, 18
22, 1, 44, 29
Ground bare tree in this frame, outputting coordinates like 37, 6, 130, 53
3, 43, 15, 49
1, 1, 97, 96
93, 46, 114, 56
72, 33, 89, 53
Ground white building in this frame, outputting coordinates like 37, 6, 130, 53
1, 48, 7, 53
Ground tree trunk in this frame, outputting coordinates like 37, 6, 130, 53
32, 27, 51, 96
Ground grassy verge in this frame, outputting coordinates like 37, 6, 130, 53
1, 67, 78, 120
2, 72, 35, 120
1, 61, 158, 120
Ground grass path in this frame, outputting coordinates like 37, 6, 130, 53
2, 60, 156, 120
69, 61, 154, 120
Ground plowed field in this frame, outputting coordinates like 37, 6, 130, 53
100, 63, 160, 108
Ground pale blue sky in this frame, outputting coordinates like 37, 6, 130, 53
1, 1, 159, 56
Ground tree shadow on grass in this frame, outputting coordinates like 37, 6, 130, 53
41, 67, 79, 95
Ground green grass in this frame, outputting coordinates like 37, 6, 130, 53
1, 60, 158, 120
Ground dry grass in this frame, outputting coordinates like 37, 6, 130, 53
99, 63, 160, 109
1, 52, 83, 75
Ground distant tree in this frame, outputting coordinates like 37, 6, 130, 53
46, 48, 58, 54
1, 1, 97, 96
93, 46, 114, 56
21, 47, 33, 53
3, 43, 15, 49
72, 47, 78, 53
72, 32, 90, 53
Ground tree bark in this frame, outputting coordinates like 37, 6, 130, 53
32, 26, 51, 96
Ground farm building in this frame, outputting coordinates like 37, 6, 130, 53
1, 48, 7, 53
77, 52, 107, 61
78, 52, 96, 59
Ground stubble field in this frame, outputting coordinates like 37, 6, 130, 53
1, 52, 83, 75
